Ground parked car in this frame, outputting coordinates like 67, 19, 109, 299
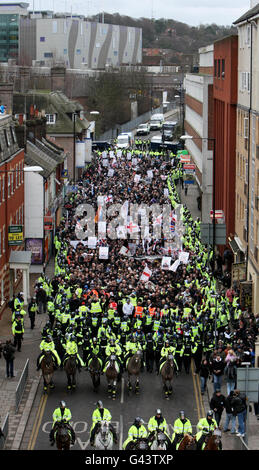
136, 123, 150, 135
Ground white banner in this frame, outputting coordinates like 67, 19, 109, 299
119, 246, 130, 256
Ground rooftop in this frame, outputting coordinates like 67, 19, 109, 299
233, 3, 259, 24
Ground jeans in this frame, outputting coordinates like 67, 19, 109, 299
200, 376, 207, 393
223, 413, 236, 433
226, 380, 236, 396
237, 410, 246, 435
213, 374, 222, 392
5, 359, 14, 377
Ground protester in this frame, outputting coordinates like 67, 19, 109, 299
3, 339, 16, 378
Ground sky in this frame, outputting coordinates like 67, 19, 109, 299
25, 0, 252, 27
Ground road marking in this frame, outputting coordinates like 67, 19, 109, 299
120, 377, 125, 404
191, 359, 201, 421
119, 414, 123, 450
27, 392, 48, 450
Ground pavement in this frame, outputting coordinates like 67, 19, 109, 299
0, 170, 258, 451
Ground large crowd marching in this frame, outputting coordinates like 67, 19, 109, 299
7, 139, 259, 449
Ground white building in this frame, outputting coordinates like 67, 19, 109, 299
183, 45, 214, 223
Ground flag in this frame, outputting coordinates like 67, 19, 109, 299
170, 212, 176, 233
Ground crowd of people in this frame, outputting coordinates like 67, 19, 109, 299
8, 140, 259, 447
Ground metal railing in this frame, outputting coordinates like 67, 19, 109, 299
0, 413, 9, 450
15, 358, 29, 413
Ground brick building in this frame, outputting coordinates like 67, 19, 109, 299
0, 112, 24, 314
213, 35, 238, 247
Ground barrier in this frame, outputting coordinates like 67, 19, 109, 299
15, 358, 29, 413
0, 413, 9, 450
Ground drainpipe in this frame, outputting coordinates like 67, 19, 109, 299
245, 19, 253, 281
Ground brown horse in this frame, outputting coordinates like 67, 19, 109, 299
203, 429, 222, 450
88, 354, 102, 392
64, 354, 77, 391
105, 355, 119, 400
127, 350, 142, 394
160, 354, 174, 399
178, 434, 197, 450
40, 351, 55, 393
54, 420, 72, 450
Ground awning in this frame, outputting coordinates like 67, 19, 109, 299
229, 236, 245, 255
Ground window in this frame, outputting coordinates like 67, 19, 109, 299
8, 173, 11, 198
4, 128, 10, 146
10, 126, 16, 143
0, 230, 1, 257
63, 48, 68, 54
46, 114, 56, 124
2, 175, 4, 201
76, 49, 81, 55
40, 36, 45, 42
217, 59, 220, 78
214, 59, 217, 77
52, 20, 57, 34
221, 59, 225, 79
2, 226, 4, 254
44, 52, 53, 58
244, 117, 249, 139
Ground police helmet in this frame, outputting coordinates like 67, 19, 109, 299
60, 401, 66, 409
97, 400, 103, 409
207, 410, 214, 419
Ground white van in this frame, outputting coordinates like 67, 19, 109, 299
116, 132, 133, 149
150, 113, 164, 131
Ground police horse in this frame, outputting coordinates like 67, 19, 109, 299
160, 354, 174, 399
94, 421, 114, 450
40, 350, 55, 393
127, 350, 142, 394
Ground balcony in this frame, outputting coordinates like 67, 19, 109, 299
255, 246, 258, 263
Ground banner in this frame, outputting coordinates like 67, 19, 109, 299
119, 246, 130, 256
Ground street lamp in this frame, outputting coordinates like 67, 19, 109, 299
90, 111, 100, 141
180, 134, 217, 274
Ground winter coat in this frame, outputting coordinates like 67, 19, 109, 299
210, 393, 226, 413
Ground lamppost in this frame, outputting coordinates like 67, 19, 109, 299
89, 110, 100, 141
180, 134, 217, 274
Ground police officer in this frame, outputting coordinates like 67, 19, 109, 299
90, 401, 117, 446
49, 401, 75, 446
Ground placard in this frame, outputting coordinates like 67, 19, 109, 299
99, 246, 109, 259
179, 251, 190, 264
161, 256, 171, 270
170, 259, 180, 272
140, 265, 152, 282
88, 237, 97, 248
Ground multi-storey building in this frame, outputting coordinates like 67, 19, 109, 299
233, 2, 259, 313
213, 35, 238, 248
183, 45, 214, 223
0, 3, 142, 69
0, 112, 24, 313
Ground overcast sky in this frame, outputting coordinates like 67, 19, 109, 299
26, 0, 252, 26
